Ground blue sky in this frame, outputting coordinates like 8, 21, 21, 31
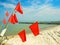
0, 0, 60, 22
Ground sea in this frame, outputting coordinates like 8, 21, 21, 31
0, 23, 58, 36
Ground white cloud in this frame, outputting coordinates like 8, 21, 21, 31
0, 0, 60, 22
16, 1, 60, 22
36, 6, 60, 16
0, 2, 15, 8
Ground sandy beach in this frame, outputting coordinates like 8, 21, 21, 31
6, 25, 60, 45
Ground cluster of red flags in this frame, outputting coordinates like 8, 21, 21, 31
8, 2, 23, 24
3, 2, 23, 25
2, 2, 40, 43
18, 21, 40, 42
8, 14, 18, 24
2, 11, 9, 25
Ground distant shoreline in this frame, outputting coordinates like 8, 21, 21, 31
18, 22, 60, 25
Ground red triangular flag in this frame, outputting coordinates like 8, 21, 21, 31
13, 14, 18, 23
3, 18, 6, 24
29, 21, 40, 36
18, 30, 26, 42
12, 15, 16, 24
6, 11, 9, 16
8, 15, 16, 24
8, 15, 13, 23
15, 2, 23, 14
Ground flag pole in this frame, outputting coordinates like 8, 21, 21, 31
0, 10, 16, 37
0, 15, 7, 37
0, 2, 23, 37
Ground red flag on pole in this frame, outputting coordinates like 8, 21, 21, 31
8, 15, 16, 24
29, 21, 40, 36
13, 14, 18, 23
8, 15, 13, 23
6, 11, 9, 16
15, 2, 23, 14
3, 18, 6, 24
18, 30, 26, 42
12, 15, 16, 24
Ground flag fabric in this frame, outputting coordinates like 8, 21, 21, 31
3, 18, 6, 24
8, 14, 16, 24
6, 11, 9, 16
18, 30, 26, 42
8, 15, 13, 23
12, 15, 16, 24
29, 21, 40, 36
13, 14, 18, 23
15, 2, 23, 14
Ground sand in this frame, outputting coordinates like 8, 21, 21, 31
6, 25, 60, 45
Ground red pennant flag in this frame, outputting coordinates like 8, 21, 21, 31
6, 11, 9, 16
8, 15, 13, 23
18, 30, 26, 42
12, 15, 16, 24
13, 14, 18, 23
8, 15, 16, 24
29, 21, 40, 36
15, 2, 23, 14
3, 18, 6, 24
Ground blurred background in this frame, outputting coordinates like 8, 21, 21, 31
0, 0, 60, 36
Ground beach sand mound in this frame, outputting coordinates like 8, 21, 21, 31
7, 25, 60, 45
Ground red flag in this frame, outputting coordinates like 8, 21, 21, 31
15, 2, 23, 14
6, 11, 9, 16
8, 15, 16, 24
18, 30, 26, 42
29, 21, 40, 36
8, 15, 13, 23
13, 14, 18, 23
3, 18, 6, 24
12, 15, 16, 24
